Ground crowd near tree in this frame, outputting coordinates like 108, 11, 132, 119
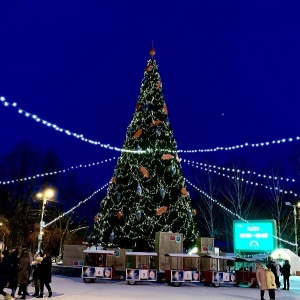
0, 248, 52, 299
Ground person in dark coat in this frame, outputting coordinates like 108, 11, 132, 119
37, 251, 52, 298
266, 260, 279, 289
31, 254, 43, 297
0, 250, 11, 300
281, 259, 291, 290
8, 249, 19, 298
18, 248, 30, 299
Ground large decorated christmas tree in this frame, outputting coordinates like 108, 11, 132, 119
93, 47, 199, 251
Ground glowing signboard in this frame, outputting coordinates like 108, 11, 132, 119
233, 220, 277, 253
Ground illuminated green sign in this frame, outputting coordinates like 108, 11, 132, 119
233, 220, 277, 253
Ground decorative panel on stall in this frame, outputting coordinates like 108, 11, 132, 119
196, 237, 215, 253
63, 245, 86, 266
155, 232, 183, 253
109, 248, 128, 271
199, 254, 214, 271
183, 257, 199, 270
155, 232, 183, 271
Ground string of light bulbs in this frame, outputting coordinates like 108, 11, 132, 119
177, 137, 300, 153
0, 157, 117, 185
1, 96, 300, 154
44, 183, 109, 228
0, 96, 145, 154
182, 159, 297, 184
182, 159, 298, 197
186, 179, 297, 248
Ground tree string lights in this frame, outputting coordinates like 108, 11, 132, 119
0, 157, 117, 185
44, 183, 109, 227
92, 49, 199, 251
182, 159, 298, 197
1, 96, 300, 154
186, 179, 297, 248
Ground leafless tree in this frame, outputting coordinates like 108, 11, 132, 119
194, 167, 221, 238
218, 163, 260, 220
264, 171, 293, 241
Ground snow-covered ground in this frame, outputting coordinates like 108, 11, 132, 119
4, 275, 299, 300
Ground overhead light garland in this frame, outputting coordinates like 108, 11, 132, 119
182, 159, 297, 183
0, 157, 117, 185
177, 137, 300, 153
186, 179, 297, 248
1, 96, 299, 155
44, 183, 109, 227
0, 96, 145, 154
182, 159, 298, 197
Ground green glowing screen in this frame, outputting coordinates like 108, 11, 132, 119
233, 220, 277, 253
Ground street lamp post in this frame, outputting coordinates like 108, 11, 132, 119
36, 188, 55, 253
285, 201, 299, 255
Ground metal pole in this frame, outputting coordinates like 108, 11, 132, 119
293, 205, 298, 255
37, 197, 46, 253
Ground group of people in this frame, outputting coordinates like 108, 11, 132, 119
256, 259, 291, 300
0, 248, 53, 299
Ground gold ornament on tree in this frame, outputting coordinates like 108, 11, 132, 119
156, 206, 168, 215
145, 64, 152, 72
161, 154, 174, 160
133, 128, 143, 139
150, 120, 162, 126
140, 166, 149, 178
181, 188, 188, 197
163, 104, 168, 114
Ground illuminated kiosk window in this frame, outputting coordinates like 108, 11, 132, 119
233, 220, 277, 253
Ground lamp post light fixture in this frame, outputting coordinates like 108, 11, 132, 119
36, 188, 55, 253
285, 201, 300, 255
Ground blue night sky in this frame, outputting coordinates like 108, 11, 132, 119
0, 1, 300, 191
